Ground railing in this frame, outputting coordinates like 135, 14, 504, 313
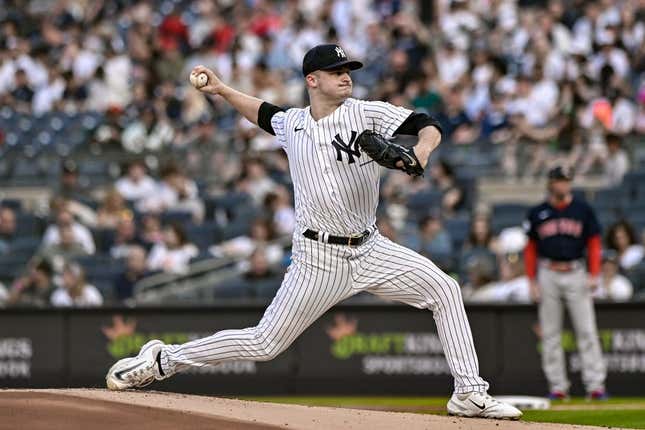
131, 236, 293, 304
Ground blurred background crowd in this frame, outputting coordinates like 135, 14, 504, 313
0, 0, 643, 308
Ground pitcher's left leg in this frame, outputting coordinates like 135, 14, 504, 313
356, 234, 521, 419
355, 233, 487, 393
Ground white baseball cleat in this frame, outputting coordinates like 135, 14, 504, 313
447, 392, 523, 420
106, 339, 166, 390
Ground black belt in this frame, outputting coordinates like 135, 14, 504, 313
303, 228, 371, 246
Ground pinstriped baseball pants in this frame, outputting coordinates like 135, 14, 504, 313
159, 230, 489, 394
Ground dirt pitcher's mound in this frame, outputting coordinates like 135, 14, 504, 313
1, 389, 600, 430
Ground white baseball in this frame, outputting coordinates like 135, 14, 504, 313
190, 72, 208, 88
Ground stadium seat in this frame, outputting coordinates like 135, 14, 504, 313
593, 187, 627, 210
15, 213, 42, 237
8, 236, 41, 258
406, 190, 442, 216
444, 216, 470, 251
491, 203, 529, 233
161, 210, 193, 226
185, 222, 221, 251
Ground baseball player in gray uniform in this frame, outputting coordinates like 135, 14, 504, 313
106, 44, 521, 420
524, 166, 607, 400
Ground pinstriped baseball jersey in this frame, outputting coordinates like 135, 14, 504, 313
158, 96, 490, 396
270, 98, 412, 235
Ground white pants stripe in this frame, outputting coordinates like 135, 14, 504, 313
160, 231, 489, 394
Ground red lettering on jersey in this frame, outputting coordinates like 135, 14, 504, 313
537, 218, 583, 238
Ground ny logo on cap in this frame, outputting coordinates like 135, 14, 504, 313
335, 46, 346, 59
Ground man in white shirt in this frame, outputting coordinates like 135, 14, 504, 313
42, 209, 95, 255
115, 160, 157, 203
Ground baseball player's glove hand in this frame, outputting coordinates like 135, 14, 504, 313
357, 130, 424, 176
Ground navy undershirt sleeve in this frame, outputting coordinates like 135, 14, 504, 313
258, 102, 285, 136
393, 112, 443, 137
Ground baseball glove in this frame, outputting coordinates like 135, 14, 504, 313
357, 130, 424, 176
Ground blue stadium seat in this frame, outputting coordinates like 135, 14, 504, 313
185, 222, 220, 250
8, 236, 41, 258
406, 190, 442, 216
15, 213, 41, 237
161, 210, 193, 226
444, 216, 470, 251
593, 187, 627, 210
491, 203, 529, 233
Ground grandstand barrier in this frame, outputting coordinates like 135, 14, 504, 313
1, 302, 644, 396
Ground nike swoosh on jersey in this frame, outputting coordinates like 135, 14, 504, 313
294, 126, 304, 132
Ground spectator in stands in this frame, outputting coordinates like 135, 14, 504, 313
33, 66, 64, 115
0, 206, 17, 254
215, 246, 283, 300
0, 281, 7, 307
236, 157, 278, 206
37, 223, 90, 271
113, 245, 148, 303
238, 246, 283, 298
460, 212, 498, 282
139, 213, 164, 249
461, 255, 497, 302
376, 217, 398, 242
465, 252, 530, 303
146, 223, 198, 274
463, 212, 497, 253
637, 87, 645, 135
603, 133, 630, 187
429, 160, 464, 215
58, 159, 90, 204
263, 186, 295, 237
435, 85, 476, 145
7, 260, 55, 307
42, 208, 95, 255
109, 216, 144, 259
51, 262, 103, 307
209, 218, 283, 265
9, 68, 34, 112
138, 163, 204, 223
606, 220, 644, 270
96, 188, 133, 229
115, 160, 157, 205
406, 214, 453, 260
594, 250, 633, 301
121, 106, 174, 153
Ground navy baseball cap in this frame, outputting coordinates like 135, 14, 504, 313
547, 166, 573, 181
302, 44, 363, 76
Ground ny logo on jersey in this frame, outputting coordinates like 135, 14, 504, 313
331, 131, 360, 164
335, 46, 346, 59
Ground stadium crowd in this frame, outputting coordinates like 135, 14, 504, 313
0, 0, 643, 307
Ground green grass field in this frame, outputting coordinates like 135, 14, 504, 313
241, 396, 645, 429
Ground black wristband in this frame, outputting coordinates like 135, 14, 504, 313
258, 102, 285, 136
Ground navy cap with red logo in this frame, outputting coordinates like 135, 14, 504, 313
302, 44, 363, 76
547, 165, 573, 181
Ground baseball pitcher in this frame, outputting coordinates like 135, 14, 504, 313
106, 44, 521, 419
